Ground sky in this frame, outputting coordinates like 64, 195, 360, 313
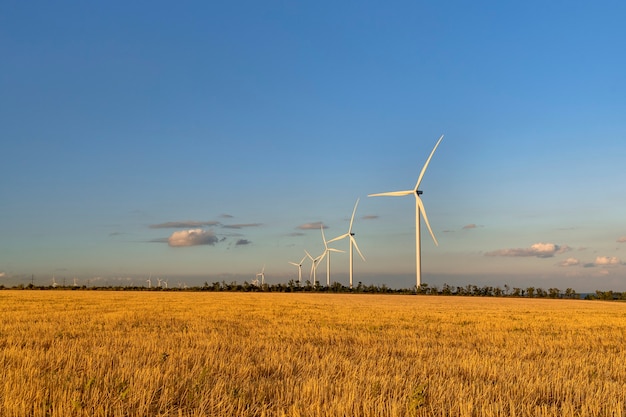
2, 1, 625, 292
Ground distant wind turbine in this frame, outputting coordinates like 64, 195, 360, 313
368, 135, 444, 288
329, 198, 366, 289
318, 225, 344, 287
256, 265, 265, 286
305, 250, 321, 286
288, 254, 307, 285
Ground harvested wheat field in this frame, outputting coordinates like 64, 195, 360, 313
1, 291, 625, 417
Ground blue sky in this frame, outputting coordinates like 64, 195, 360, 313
2, 1, 625, 291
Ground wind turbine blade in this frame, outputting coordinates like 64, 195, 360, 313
328, 233, 349, 243
417, 196, 438, 246
348, 198, 360, 233
368, 190, 413, 197
415, 135, 444, 190
288, 262, 299, 267
305, 250, 314, 261
351, 236, 366, 261
328, 248, 345, 253
299, 255, 307, 264
320, 226, 327, 247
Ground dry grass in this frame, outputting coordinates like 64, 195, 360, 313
1, 291, 625, 416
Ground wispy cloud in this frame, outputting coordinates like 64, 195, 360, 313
485, 243, 571, 258
287, 232, 306, 237
362, 215, 379, 220
223, 223, 263, 229
617, 236, 626, 243
462, 224, 478, 230
235, 239, 251, 246
220, 214, 234, 218
559, 257, 580, 267
297, 222, 327, 230
168, 229, 218, 247
150, 221, 219, 229
0, 272, 6, 278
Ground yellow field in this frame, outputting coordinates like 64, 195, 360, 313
1, 291, 625, 417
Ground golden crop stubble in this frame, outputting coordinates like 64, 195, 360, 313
0, 291, 625, 417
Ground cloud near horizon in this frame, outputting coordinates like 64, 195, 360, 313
559, 257, 580, 267
618, 236, 626, 243
297, 222, 327, 230
235, 239, 251, 246
150, 221, 219, 229
593, 256, 621, 266
168, 229, 218, 247
485, 243, 571, 258
0, 272, 6, 278
463, 224, 477, 230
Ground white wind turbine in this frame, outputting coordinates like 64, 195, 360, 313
288, 254, 307, 285
305, 250, 321, 286
146, 274, 152, 288
328, 198, 366, 289
318, 225, 344, 287
368, 135, 444, 289
255, 265, 265, 286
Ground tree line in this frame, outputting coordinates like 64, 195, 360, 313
2, 281, 625, 300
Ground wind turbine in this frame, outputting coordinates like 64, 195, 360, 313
328, 198, 366, 289
368, 135, 444, 289
288, 254, 307, 285
318, 225, 344, 287
305, 250, 321, 286
146, 274, 152, 288
256, 265, 265, 286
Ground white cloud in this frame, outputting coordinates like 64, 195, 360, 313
168, 229, 218, 247
0, 272, 6, 278
617, 236, 626, 243
463, 224, 477, 230
594, 256, 621, 266
559, 257, 580, 267
485, 242, 571, 258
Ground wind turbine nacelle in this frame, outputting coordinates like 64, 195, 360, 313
417, 190, 423, 195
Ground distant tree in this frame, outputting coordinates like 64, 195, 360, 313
548, 288, 561, 299
526, 287, 535, 298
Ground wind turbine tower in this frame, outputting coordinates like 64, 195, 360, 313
319, 225, 344, 287
368, 135, 444, 289
288, 254, 307, 285
329, 198, 366, 289
305, 250, 320, 286
256, 265, 265, 286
